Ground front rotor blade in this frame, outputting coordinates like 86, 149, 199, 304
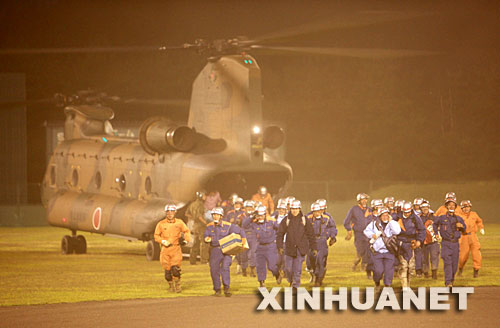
250, 45, 440, 59
122, 99, 190, 107
253, 10, 432, 43
0, 45, 187, 55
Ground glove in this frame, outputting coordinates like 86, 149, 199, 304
480, 229, 485, 235
411, 240, 421, 249
345, 230, 353, 241
312, 250, 318, 257
436, 235, 443, 242
278, 248, 284, 255
329, 238, 336, 246
204, 236, 212, 243
161, 240, 170, 247
456, 222, 464, 229
180, 239, 188, 246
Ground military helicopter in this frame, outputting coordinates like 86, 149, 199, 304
1, 12, 436, 260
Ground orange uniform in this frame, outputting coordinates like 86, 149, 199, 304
435, 205, 464, 217
459, 211, 484, 270
252, 193, 274, 214
154, 218, 191, 270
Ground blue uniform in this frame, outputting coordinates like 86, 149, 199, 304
421, 213, 440, 275
241, 212, 257, 268
396, 213, 425, 287
344, 205, 372, 270
433, 212, 466, 285
252, 216, 279, 282
364, 218, 401, 286
204, 221, 246, 292
272, 213, 288, 274
224, 208, 243, 224
307, 214, 337, 279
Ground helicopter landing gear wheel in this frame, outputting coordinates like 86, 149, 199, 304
146, 240, 160, 261
74, 235, 87, 254
61, 235, 75, 254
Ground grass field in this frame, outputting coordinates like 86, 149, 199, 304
1, 224, 499, 306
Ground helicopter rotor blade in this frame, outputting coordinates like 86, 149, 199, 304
250, 45, 440, 59
252, 10, 433, 43
0, 98, 56, 110
121, 99, 190, 107
0, 45, 190, 55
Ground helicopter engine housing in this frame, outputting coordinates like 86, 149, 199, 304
139, 117, 197, 155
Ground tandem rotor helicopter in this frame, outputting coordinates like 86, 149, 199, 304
0, 11, 436, 260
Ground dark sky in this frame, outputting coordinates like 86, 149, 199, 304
0, 0, 499, 185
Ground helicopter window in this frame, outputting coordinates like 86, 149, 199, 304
145, 176, 152, 194
119, 174, 126, 191
72, 169, 79, 187
50, 165, 56, 186
95, 171, 102, 189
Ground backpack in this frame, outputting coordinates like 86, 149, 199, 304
375, 220, 400, 255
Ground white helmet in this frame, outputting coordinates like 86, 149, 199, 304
259, 186, 267, 195
285, 196, 296, 206
372, 199, 384, 208
384, 196, 395, 204
445, 192, 456, 200
445, 197, 457, 205
317, 199, 327, 210
460, 200, 472, 208
234, 197, 244, 205
256, 205, 267, 216
243, 200, 255, 208
230, 193, 239, 203
420, 200, 430, 208
277, 198, 287, 209
290, 200, 301, 209
402, 202, 413, 213
413, 198, 424, 206
211, 207, 224, 216
311, 203, 321, 212
356, 193, 369, 202
378, 207, 390, 216
164, 204, 177, 212
395, 200, 405, 208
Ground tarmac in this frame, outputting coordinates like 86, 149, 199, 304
1, 287, 499, 327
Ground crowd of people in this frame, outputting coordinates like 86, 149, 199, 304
153, 187, 486, 296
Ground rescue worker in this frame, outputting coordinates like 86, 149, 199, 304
224, 197, 245, 274
458, 200, 485, 278
412, 197, 424, 277
433, 197, 467, 286
413, 198, 424, 215
154, 204, 192, 293
435, 192, 464, 217
240, 200, 257, 277
277, 200, 316, 291
421, 201, 440, 279
384, 196, 396, 215
204, 207, 246, 297
344, 193, 372, 273
252, 205, 281, 287
252, 186, 275, 214
364, 207, 401, 292
272, 199, 288, 279
364, 199, 384, 278
221, 193, 239, 213
285, 196, 296, 212
185, 191, 209, 265
397, 202, 426, 290
393, 199, 405, 219
308, 203, 337, 286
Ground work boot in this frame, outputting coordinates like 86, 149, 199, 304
259, 281, 266, 288
424, 271, 430, 278
236, 264, 242, 275
314, 276, 321, 287
213, 290, 222, 297
275, 271, 282, 285
416, 269, 422, 278
474, 269, 479, 278
223, 286, 232, 297
432, 270, 437, 280
174, 279, 182, 293
250, 266, 256, 277
308, 270, 315, 283
168, 281, 175, 292
457, 268, 463, 277
375, 282, 382, 293
366, 270, 372, 279
352, 257, 361, 271
242, 268, 247, 277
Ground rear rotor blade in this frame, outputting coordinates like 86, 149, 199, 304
0, 45, 188, 55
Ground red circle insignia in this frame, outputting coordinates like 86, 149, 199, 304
92, 207, 102, 230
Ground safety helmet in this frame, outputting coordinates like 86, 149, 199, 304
234, 197, 244, 205
243, 200, 255, 208
420, 200, 430, 208
402, 202, 413, 213
211, 207, 224, 216
256, 205, 267, 216
196, 190, 206, 198
413, 198, 424, 206
311, 203, 321, 212
445, 197, 457, 205
373, 199, 384, 208
254, 201, 263, 207
290, 200, 301, 209
378, 207, 390, 216
356, 193, 369, 202
384, 196, 395, 204
395, 200, 405, 208
317, 199, 327, 210
277, 199, 287, 209
259, 186, 267, 195
164, 204, 177, 212
460, 200, 472, 208
285, 196, 296, 206
230, 193, 239, 202
445, 192, 456, 200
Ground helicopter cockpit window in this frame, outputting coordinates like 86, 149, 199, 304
118, 174, 126, 192
145, 176, 152, 195
95, 171, 102, 190
50, 165, 56, 186
72, 169, 79, 187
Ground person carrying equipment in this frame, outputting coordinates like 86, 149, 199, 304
204, 207, 246, 297
457, 200, 484, 278
240, 200, 258, 277
433, 197, 467, 287
344, 193, 372, 272
154, 204, 191, 293
420, 201, 440, 279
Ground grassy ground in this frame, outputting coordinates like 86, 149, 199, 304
1, 225, 499, 306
